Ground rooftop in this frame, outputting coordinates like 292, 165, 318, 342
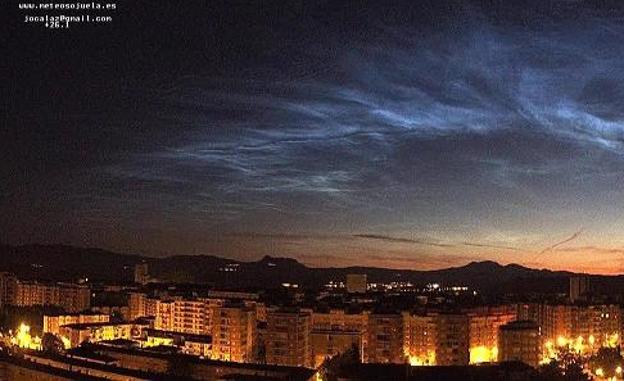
500, 320, 540, 331
62, 321, 134, 329
335, 362, 537, 381
87, 343, 316, 378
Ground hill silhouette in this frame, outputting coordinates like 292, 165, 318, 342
1, 244, 622, 295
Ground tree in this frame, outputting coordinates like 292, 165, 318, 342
318, 344, 361, 381
41, 333, 65, 354
537, 347, 591, 381
589, 347, 623, 379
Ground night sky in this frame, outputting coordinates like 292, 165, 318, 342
4, 1, 624, 273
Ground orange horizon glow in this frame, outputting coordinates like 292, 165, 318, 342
50, 230, 624, 276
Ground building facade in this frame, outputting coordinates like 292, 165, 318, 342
59, 322, 137, 348
364, 313, 404, 364
569, 276, 590, 303
406, 313, 437, 366
498, 320, 541, 368
433, 313, 470, 366
13, 281, 90, 313
310, 309, 367, 367
43, 313, 110, 336
128, 292, 158, 320
346, 274, 367, 294
211, 304, 256, 363
266, 309, 312, 368
466, 305, 516, 364
0, 272, 17, 308
134, 263, 149, 285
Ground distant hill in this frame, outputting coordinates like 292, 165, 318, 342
0, 244, 622, 295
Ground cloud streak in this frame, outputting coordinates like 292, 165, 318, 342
353, 234, 454, 248
539, 229, 584, 255
460, 242, 525, 252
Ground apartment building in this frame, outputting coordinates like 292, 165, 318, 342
13, 281, 90, 313
466, 305, 517, 363
154, 298, 208, 336
435, 313, 470, 366
128, 292, 158, 320
519, 303, 620, 350
364, 313, 404, 364
59, 322, 137, 348
43, 313, 110, 336
498, 320, 541, 367
309, 309, 367, 367
0, 272, 17, 307
211, 304, 256, 363
266, 309, 313, 368
406, 313, 437, 366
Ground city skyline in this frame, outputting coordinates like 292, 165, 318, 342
5, 0, 624, 274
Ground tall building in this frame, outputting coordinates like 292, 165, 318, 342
569, 276, 590, 303
466, 306, 516, 363
128, 292, 158, 320
13, 281, 90, 313
266, 309, 312, 368
406, 308, 514, 366
128, 292, 147, 320
140, 294, 269, 363
540, 304, 571, 342
203, 298, 226, 332
134, 262, 149, 285
311, 309, 367, 333
311, 330, 361, 368
211, 304, 256, 363
154, 300, 174, 332
406, 312, 470, 366
364, 313, 404, 364
498, 320, 541, 368
310, 309, 367, 367
154, 298, 207, 335
346, 274, 367, 294
58, 283, 91, 313
518, 302, 620, 354
14, 281, 58, 307
0, 272, 17, 307
406, 313, 437, 366
435, 313, 469, 366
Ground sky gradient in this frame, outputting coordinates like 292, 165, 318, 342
4, 0, 624, 273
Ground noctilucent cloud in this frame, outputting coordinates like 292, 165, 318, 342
4, 1, 624, 273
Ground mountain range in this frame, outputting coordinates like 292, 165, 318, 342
0, 244, 621, 295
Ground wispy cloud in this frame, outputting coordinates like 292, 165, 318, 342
225, 232, 342, 241
460, 242, 524, 252
353, 234, 454, 248
23, 4, 624, 273
539, 229, 584, 255
552, 245, 624, 256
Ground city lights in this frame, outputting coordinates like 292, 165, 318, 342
409, 351, 436, 366
607, 333, 620, 348
543, 335, 588, 364
10, 323, 41, 351
469, 346, 498, 364
8, 0, 624, 380
60, 335, 71, 350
